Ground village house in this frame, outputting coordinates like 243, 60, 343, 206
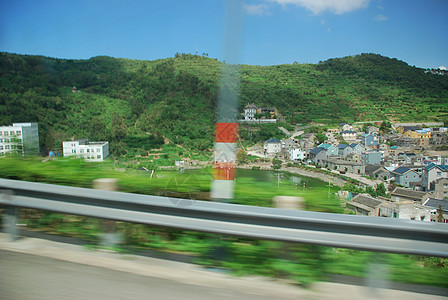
347, 193, 432, 222
339, 123, 353, 132
421, 163, 448, 191
62, 139, 109, 162
433, 178, 448, 199
423, 198, 448, 222
337, 144, 353, 157
347, 194, 392, 217
396, 125, 421, 134
340, 130, 357, 142
243, 104, 257, 120
390, 166, 421, 187
390, 201, 432, 222
349, 143, 365, 155
289, 148, 306, 161
361, 133, 379, 146
241, 104, 278, 123
365, 164, 390, 180
263, 138, 281, 156
317, 143, 338, 157
390, 187, 431, 203
323, 158, 364, 174
361, 151, 382, 165
430, 132, 448, 146
366, 126, 379, 134
309, 147, 326, 165
345, 152, 362, 163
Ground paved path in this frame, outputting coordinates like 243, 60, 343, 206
0, 234, 446, 300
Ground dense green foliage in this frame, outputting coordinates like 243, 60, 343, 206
1, 52, 448, 155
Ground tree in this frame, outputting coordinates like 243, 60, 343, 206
379, 120, 391, 133
236, 149, 248, 165
376, 183, 387, 197
315, 133, 327, 144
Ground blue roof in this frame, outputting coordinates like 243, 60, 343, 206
341, 130, 356, 134
425, 162, 437, 171
425, 163, 448, 172
310, 147, 325, 155
349, 143, 360, 148
337, 144, 350, 149
265, 138, 280, 143
392, 166, 412, 175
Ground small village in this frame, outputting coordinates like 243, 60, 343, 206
1, 105, 448, 226
240, 104, 448, 224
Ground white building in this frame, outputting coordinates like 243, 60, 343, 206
289, 148, 306, 161
243, 104, 257, 120
264, 139, 281, 156
63, 139, 109, 161
0, 122, 39, 156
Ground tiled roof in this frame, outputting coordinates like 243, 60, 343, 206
341, 130, 356, 134
391, 187, 429, 201
424, 198, 448, 212
310, 147, 325, 155
337, 144, 350, 149
265, 138, 280, 143
391, 166, 411, 175
365, 164, 383, 174
351, 194, 383, 208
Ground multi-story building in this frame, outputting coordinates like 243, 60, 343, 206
0, 122, 39, 156
421, 163, 448, 191
62, 139, 109, 161
263, 139, 281, 156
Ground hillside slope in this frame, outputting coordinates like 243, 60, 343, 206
1, 52, 447, 154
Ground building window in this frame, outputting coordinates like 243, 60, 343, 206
97, 148, 100, 152
437, 172, 442, 176
10, 131, 14, 135
4, 131, 8, 136
97, 155, 101, 159
87, 149, 90, 153
5, 145, 9, 150
0, 146, 3, 150
17, 131, 21, 136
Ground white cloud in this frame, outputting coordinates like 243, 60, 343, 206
373, 13, 388, 21
244, 4, 270, 15
271, 0, 370, 15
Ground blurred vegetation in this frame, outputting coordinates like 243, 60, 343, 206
1, 52, 448, 157
1, 157, 447, 288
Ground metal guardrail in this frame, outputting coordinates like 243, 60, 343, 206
0, 178, 447, 257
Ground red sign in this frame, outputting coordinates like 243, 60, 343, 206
215, 123, 238, 143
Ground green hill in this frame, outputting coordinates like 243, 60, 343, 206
1, 52, 447, 155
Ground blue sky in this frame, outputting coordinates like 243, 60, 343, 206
1, 0, 447, 68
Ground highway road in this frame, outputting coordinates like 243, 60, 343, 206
0, 234, 446, 300
0, 250, 279, 300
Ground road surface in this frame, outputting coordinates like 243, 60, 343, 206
0, 234, 446, 300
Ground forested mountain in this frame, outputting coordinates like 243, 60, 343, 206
1, 52, 447, 155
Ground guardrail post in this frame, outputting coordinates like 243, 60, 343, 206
1, 190, 18, 241
93, 178, 122, 249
